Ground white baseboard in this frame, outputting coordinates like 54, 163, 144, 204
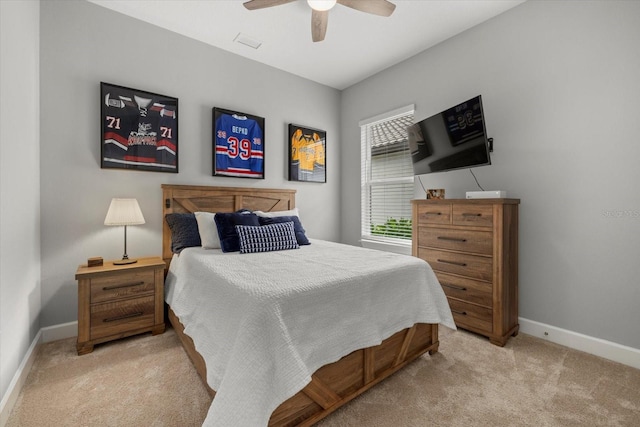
519, 317, 640, 370
0, 330, 42, 427
41, 321, 77, 343
0, 322, 77, 426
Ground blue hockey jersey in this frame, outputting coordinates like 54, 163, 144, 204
214, 114, 263, 178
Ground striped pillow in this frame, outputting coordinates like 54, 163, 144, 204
236, 222, 299, 254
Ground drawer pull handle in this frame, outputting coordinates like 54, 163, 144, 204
462, 213, 482, 217
103, 312, 144, 323
102, 281, 145, 291
437, 236, 467, 242
424, 212, 442, 216
437, 259, 467, 267
442, 283, 467, 291
451, 309, 467, 316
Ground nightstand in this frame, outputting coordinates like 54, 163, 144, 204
76, 256, 166, 355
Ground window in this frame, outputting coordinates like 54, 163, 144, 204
360, 105, 415, 245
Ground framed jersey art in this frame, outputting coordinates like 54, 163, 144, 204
100, 82, 178, 173
213, 107, 265, 179
288, 124, 326, 183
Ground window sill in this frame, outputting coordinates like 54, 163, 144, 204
360, 238, 412, 256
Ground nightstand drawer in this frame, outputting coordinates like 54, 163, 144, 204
448, 298, 492, 333
452, 204, 493, 227
417, 203, 451, 225
418, 227, 492, 255
90, 270, 155, 304
436, 272, 492, 307
419, 248, 492, 281
90, 295, 155, 340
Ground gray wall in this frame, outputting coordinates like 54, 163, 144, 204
39, 0, 341, 327
340, 0, 640, 349
0, 0, 41, 403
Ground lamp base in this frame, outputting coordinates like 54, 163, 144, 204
113, 258, 138, 265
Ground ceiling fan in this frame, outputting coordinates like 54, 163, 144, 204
243, 0, 396, 42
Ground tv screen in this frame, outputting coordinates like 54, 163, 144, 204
408, 95, 491, 175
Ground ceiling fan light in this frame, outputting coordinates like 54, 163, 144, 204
307, 0, 337, 12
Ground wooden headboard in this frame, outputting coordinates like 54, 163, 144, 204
162, 184, 296, 265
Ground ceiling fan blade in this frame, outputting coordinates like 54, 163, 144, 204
337, 0, 396, 17
243, 0, 296, 10
311, 9, 328, 42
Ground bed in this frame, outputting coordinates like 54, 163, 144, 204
161, 184, 455, 426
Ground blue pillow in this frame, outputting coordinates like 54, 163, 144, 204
258, 216, 310, 245
214, 211, 260, 252
236, 222, 299, 254
165, 213, 201, 253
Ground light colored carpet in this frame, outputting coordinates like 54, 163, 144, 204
7, 326, 640, 426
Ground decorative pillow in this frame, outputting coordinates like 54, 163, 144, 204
236, 222, 299, 254
165, 213, 201, 253
258, 215, 310, 245
253, 208, 300, 221
214, 211, 261, 252
195, 212, 220, 249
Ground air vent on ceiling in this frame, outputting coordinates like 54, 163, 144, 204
234, 33, 262, 49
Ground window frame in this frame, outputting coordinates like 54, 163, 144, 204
360, 105, 415, 247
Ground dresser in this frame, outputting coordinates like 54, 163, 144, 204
412, 198, 519, 346
76, 256, 166, 355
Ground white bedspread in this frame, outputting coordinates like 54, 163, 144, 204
165, 239, 455, 427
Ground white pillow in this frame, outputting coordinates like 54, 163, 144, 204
253, 207, 300, 221
195, 211, 221, 249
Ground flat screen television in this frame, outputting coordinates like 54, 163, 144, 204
408, 95, 491, 175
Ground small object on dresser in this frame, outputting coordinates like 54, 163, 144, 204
465, 190, 507, 199
87, 256, 103, 267
426, 189, 445, 199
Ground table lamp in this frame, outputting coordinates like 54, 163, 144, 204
104, 198, 145, 265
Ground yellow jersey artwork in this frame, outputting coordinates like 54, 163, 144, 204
290, 127, 325, 182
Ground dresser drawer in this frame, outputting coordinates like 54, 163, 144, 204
90, 270, 155, 304
418, 248, 492, 281
417, 203, 451, 225
436, 272, 492, 307
418, 227, 492, 255
448, 298, 492, 333
452, 204, 493, 227
90, 295, 155, 340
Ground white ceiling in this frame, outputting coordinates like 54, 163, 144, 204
88, 0, 525, 90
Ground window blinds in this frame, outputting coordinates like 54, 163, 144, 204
360, 106, 415, 243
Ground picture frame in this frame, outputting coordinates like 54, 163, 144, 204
100, 82, 178, 173
426, 189, 446, 199
288, 124, 326, 183
212, 107, 265, 179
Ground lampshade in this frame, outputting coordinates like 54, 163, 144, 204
307, 0, 336, 12
104, 198, 145, 226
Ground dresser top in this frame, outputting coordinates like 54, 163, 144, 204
412, 198, 520, 205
